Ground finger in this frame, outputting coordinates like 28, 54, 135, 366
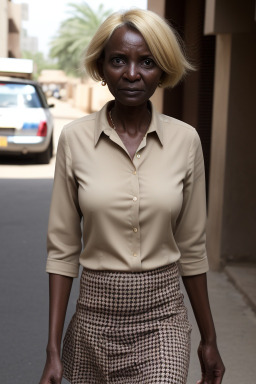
213, 370, 224, 384
204, 377, 213, 384
207, 367, 224, 384
204, 369, 215, 384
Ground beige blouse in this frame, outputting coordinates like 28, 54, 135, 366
46, 101, 209, 277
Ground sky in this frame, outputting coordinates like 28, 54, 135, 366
13, 0, 148, 56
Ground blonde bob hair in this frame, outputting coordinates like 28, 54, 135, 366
84, 9, 193, 88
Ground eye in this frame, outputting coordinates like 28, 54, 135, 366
111, 57, 125, 66
142, 58, 155, 68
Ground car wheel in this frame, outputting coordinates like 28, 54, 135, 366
36, 136, 53, 164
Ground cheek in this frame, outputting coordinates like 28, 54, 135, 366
146, 70, 163, 86
104, 80, 118, 98
104, 65, 121, 79
155, 70, 164, 84
146, 77, 162, 95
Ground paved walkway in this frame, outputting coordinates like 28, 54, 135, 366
186, 268, 256, 383
225, 262, 256, 312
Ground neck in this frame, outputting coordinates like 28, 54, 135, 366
110, 101, 151, 135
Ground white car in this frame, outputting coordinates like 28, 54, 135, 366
0, 78, 54, 164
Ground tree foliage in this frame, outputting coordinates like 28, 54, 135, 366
49, 2, 112, 76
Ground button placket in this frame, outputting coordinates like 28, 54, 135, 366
130, 158, 141, 267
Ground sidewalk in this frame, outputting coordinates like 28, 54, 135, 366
225, 262, 256, 312
185, 266, 256, 384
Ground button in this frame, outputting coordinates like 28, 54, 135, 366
136, 153, 141, 158
133, 227, 138, 233
133, 253, 137, 257
133, 170, 137, 175
133, 196, 137, 201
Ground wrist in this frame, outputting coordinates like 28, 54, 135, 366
46, 345, 61, 357
201, 335, 217, 345
199, 323, 217, 345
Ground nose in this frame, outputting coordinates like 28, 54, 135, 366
124, 63, 140, 82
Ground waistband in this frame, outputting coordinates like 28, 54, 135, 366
76, 263, 183, 325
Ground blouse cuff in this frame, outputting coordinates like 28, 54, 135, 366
46, 258, 80, 278
177, 255, 209, 276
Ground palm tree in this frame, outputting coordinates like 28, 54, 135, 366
50, 2, 112, 76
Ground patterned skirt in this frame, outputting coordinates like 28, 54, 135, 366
62, 263, 192, 384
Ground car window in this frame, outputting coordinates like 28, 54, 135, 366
0, 83, 42, 108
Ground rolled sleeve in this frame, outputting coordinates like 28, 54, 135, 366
175, 130, 209, 276
46, 126, 82, 277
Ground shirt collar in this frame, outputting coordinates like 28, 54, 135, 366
94, 100, 164, 147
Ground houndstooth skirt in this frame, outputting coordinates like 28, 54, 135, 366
62, 263, 192, 383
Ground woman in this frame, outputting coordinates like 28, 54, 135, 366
40, 9, 225, 384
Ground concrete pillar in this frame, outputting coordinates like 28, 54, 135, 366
221, 33, 256, 263
207, 31, 256, 268
207, 34, 232, 269
205, 0, 256, 268
204, 0, 256, 34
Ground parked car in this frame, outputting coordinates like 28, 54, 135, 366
0, 77, 54, 164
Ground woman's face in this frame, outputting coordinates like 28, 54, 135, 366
99, 25, 163, 107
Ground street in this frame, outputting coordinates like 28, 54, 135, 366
0, 99, 256, 384
0, 99, 84, 383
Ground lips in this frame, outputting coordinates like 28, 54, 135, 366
119, 88, 144, 93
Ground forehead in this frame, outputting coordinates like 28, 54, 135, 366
105, 25, 151, 53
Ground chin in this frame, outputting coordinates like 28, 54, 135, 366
116, 96, 149, 107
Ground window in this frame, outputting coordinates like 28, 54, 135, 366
0, 83, 42, 108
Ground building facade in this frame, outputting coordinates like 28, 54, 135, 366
0, 0, 22, 58
0, 1, 37, 58
148, 0, 256, 269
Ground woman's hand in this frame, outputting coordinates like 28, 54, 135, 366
196, 340, 225, 384
39, 350, 63, 384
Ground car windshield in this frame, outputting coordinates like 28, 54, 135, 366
0, 83, 42, 108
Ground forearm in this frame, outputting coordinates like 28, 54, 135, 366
182, 273, 216, 344
47, 273, 73, 355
